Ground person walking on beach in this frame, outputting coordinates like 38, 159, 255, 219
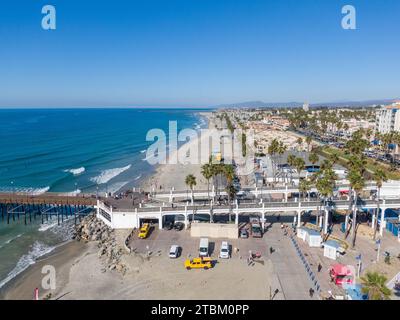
317, 263, 322, 272
309, 288, 314, 298
269, 247, 274, 254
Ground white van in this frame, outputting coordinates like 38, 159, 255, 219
219, 241, 230, 259
199, 238, 209, 257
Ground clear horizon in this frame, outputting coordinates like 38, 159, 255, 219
1, 0, 400, 107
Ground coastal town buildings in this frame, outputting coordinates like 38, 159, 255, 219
376, 102, 400, 134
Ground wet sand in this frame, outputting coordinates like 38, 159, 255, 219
0, 240, 91, 300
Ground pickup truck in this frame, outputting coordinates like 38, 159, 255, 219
184, 257, 213, 270
138, 223, 150, 239
251, 223, 263, 238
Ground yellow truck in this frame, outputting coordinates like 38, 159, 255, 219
184, 257, 213, 270
138, 223, 150, 239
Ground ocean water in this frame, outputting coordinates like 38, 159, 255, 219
0, 108, 208, 291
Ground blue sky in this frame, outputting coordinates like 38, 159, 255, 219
0, 0, 399, 107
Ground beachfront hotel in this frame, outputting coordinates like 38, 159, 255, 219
375, 102, 400, 134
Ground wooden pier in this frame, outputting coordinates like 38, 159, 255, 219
0, 192, 96, 226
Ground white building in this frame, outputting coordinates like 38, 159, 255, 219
376, 102, 400, 134
303, 102, 310, 112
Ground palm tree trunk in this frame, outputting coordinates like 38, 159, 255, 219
351, 191, 358, 248
207, 179, 210, 202
373, 187, 380, 240
344, 189, 353, 239
228, 192, 232, 223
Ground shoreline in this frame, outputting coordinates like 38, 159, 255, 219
0, 240, 91, 300
139, 111, 213, 192
0, 111, 214, 300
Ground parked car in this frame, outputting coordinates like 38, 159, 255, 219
169, 245, 180, 258
173, 221, 184, 231
163, 221, 173, 230
240, 228, 248, 239
219, 241, 230, 259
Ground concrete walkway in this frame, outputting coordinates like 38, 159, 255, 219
264, 223, 317, 300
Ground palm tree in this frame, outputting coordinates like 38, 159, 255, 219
348, 167, 365, 248
268, 139, 279, 182
201, 163, 213, 202
344, 131, 369, 244
308, 152, 319, 167
299, 178, 312, 201
328, 151, 340, 165
372, 169, 388, 240
294, 157, 305, 182
305, 136, 312, 152
361, 272, 392, 300
185, 174, 197, 204
315, 166, 338, 233
296, 137, 303, 152
222, 164, 236, 222
210, 163, 223, 201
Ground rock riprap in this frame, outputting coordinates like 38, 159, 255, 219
73, 214, 127, 275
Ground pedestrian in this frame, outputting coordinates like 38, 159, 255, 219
318, 263, 322, 272
269, 247, 274, 254
309, 288, 314, 297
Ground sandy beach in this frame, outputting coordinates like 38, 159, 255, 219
1, 227, 273, 300
141, 111, 214, 192
0, 240, 91, 300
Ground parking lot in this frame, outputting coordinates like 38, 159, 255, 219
124, 222, 316, 300
128, 224, 266, 259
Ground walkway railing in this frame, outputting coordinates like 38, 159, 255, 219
290, 235, 321, 295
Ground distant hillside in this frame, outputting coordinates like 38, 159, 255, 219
214, 101, 302, 109
214, 98, 399, 109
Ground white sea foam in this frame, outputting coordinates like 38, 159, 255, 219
64, 167, 85, 176
64, 189, 81, 196
0, 234, 23, 250
140, 149, 146, 153
0, 186, 50, 195
0, 241, 56, 289
90, 165, 131, 184
38, 220, 59, 232
134, 174, 142, 181
38, 216, 75, 233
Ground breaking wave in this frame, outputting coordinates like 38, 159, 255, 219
0, 234, 23, 250
90, 165, 131, 184
64, 167, 85, 176
0, 241, 56, 289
